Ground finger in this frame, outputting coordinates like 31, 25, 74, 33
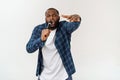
69, 16, 81, 22
61, 15, 71, 19
43, 29, 50, 34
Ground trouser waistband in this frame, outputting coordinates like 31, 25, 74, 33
37, 76, 72, 80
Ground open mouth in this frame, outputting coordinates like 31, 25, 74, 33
47, 21, 57, 30
49, 21, 55, 27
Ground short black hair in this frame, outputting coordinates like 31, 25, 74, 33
45, 8, 59, 15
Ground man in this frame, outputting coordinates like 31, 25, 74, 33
26, 8, 81, 80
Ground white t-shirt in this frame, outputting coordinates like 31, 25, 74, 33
40, 29, 68, 80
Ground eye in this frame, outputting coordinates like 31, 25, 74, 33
46, 15, 50, 17
52, 14, 57, 17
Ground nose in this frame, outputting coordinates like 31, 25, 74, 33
49, 16, 53, 20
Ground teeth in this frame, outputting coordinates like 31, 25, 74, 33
52, 22, 55, 24
49, 21, 55, 26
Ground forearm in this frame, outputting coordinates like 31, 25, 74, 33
26, 38, 44, 53
62, 14, 81, 33
26, 26, 45, 53
64, 21, 81, 33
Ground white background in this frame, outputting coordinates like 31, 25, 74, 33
0, 0, 120, 80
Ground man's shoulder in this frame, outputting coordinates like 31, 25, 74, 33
34, 23, 46, 29
59, 20, 67, 24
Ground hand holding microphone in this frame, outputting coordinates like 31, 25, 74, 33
41, 22, 52, 41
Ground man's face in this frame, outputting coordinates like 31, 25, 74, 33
45, 9, 60, 27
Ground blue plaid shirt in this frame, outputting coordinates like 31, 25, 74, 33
26, 21, 80, 77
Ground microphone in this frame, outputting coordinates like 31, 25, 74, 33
47, 22, 52, 29
44, 22, 52, 38
47, 21, 57, 30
